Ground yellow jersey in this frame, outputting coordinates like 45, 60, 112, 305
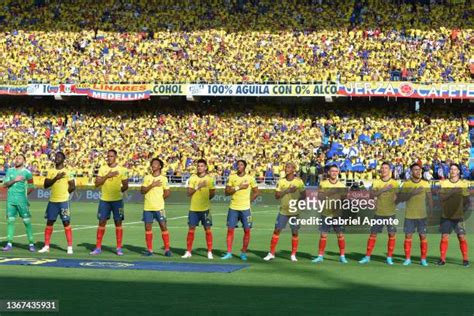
46, 168, 75, 202
188, 174, 215, 212
98, 165, 128, 202
439, 179, 470, 219
373, 178, 400, 216
402, 179, 431, 219
143, 174, 169, 211
319, 179, 346, 217
227, 174, 258, 211
276, 177, 305, 215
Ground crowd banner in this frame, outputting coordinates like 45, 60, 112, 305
152, 84, 188, 95
0, 85, 28, 95
5, 82, 474, 99
188, 83, 338, 96
87, 84, 151, 101
338, 82, 474, 99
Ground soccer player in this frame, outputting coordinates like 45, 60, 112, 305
2, 154, 35, 252
359, 162, 400, 265
38, 152, 76, 254
90, 149, 129, 256
263, 162, 305, 262
221, 160, 259, 260
140, 158, 172, 257
437, 163, 470, 267
400, 163, 432, 266
182, 159, 216, 259
312, 165, 348, 264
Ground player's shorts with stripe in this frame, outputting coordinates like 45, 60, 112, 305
6, 201, 31, 219
97, 200, 124, 221
275, 213, 299, 233
142, 210, 166, 224
320, 215, 345, 233
440, 218, 466, 235
188, 210, 212, 228
227, 209, 252, 229
370, 215, 397, 234
403, 218, 427, 234
45, 201, 71, 222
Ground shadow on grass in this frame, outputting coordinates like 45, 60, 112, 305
0, 275, 472, 315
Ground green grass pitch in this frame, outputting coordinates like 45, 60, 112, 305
0, 200, 473, 316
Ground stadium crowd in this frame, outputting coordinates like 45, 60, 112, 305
0, 101, 471, 184
0, 0, 472, 84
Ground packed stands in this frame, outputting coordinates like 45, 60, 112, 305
0, 0, 472, 84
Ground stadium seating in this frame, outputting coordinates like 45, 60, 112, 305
0, 1, 472, 84
0, 102, 470, 183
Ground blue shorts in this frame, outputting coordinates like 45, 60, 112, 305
142, 210, 166, 224
45, 201, 71, 222
440, 218, 466, 235
404, 218, 427, 234
320, 215, 345, 233
275, 213, 299, 233
97, 200, 124, 221
370, 215, 397, 234
227, 209, 252, 229
188, 210, 212, 228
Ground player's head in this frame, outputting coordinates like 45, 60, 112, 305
55, 151, 66, 165
150, 157, 164, 172
285, 162, 296, 176
327, 165, 339, 181
14, 154, 26, 168
449, 163, 461, 178
410, 163, 422, 180
236, 160, 247, 173
197, 159, 207, 175
106, 149, 117, 165
380, 162, 391, 178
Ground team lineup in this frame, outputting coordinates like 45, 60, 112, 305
2, 150, 470, 267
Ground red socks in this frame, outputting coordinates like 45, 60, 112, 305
64, 225, 73, 247
161, 231, 170, 251
440, 236, 449, 261
420, 238, 428, 260
226, 228, 234, 253
404, 237, 412, 259
44, 226, 53, 246
366, 235, 376, 256
318, 236, 327, 256
242, 228, 251, 252
458, 236, 468, 261
115, 226, 123, 249
205, 229, 213, 252
145, 231, 153, 252
96, 226, 106, 249
337, 235, 346, 256
291, 236, 298, 256
387, 236, 396, 257
270, 234, 280, 255
186, 228, 195, 252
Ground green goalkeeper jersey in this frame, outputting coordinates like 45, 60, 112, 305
4, 167, 33, 204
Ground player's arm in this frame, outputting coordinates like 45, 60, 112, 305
4, 177, 23, 188
225, 184, 236, 196
44, 172, 66, 189
121, 179, 129, 192
209, 188, 216, 200
250, 186, 260, 202
68, 179, 76, 193
27, 178, 34, 195
163, 189, 170, 200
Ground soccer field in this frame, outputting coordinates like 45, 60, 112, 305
0, 200, 473, 316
